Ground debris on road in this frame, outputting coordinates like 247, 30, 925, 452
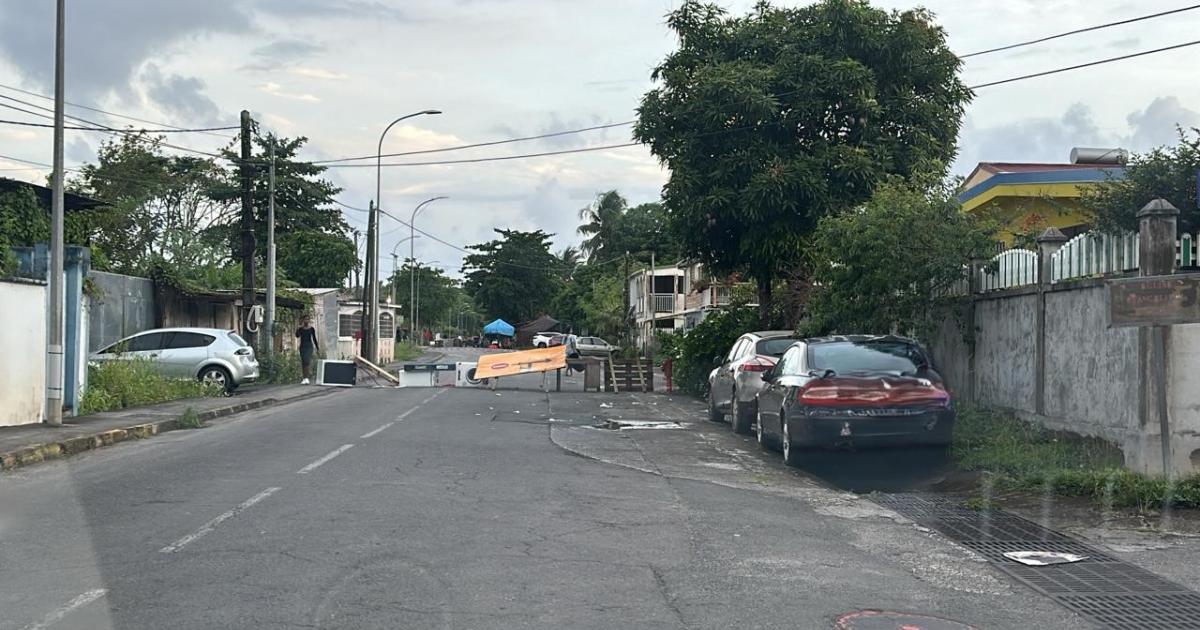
1003, 551, 1087, 566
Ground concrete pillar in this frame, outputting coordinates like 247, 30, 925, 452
63, 246, 89, 415
1135, 199, 1179, 476
1034, 228, 1068, 415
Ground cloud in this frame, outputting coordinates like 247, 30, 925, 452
243, 39, 326, 73
141, 64, 222, 125
66, 137, 94, 165
1125, 96, 1200, 152
259, 82, 321, 103
251, 0, 406, 20
0, 0, 251, 101
289, 67, 348, 81
954, 103, 1114, 173
488, 113, 630, 150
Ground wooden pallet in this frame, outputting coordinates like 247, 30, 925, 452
604, 357, 654, 393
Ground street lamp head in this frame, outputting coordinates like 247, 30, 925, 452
423, 109, 443, 115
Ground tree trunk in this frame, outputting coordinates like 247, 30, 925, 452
756, 274, 772, 329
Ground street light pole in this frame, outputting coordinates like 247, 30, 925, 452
415, 260, 442, 341
406, 196, 447, 340
390, 235, 420, 330
367, 109, 441, 363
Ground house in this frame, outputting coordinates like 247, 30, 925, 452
627, 260, 739, 350
957, 148, 1127, 244
334, 294, 402, 362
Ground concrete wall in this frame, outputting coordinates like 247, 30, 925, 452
927, 309, 971, 399
1043, 285, 1139, 446
0, 279, 47, 426
87, 271, 155, 352
1168, 324, 1200, 473
973, 292, 1038, 413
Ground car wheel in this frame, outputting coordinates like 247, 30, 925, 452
199, 366, 233, 393
707, 391, 724, 422
782, 416, 802, 467
536, 342, 546, 348
731, 395, 753, 435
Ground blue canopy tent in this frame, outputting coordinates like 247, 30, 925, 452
483, 319, 515, 337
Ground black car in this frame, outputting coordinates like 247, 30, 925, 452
754, 335, 954, 466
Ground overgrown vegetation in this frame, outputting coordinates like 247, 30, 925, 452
257, 351, 302, 384
954, 406, 1200, 511
394, 342, 423, 362
657, 303, 757, 396
80, 359, 222, 414
178, 407, 204, 429
1084, 127, 1200, 234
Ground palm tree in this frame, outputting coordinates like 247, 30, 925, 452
577, 190, 627, 261
555, 246, 581, 279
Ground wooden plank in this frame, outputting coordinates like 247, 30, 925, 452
1109, 273, 1200, 327
353, 355, 400, 385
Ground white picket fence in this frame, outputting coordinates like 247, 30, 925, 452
1050, 231, 1198, 283
978, 248, 1038, 292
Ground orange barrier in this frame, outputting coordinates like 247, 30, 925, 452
473, 346, 567, 379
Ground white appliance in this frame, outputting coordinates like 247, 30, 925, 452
396, 370, 437, 388
316, 360, 356, 387
455, 362, 486, 388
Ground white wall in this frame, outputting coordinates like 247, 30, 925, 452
1168, 323, 1200, 475
0, 279, 47, 426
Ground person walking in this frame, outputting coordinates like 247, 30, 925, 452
295, 317, 320, 385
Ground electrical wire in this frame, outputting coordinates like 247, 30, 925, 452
967, 38, 1200, 89
325, 142, 643, 168
0, 80, 236, 138
0, 116, 238, 133
960, 3, 1200, 58
312, 121, 635, 164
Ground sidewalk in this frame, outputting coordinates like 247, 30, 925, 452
0, 384, 338, 472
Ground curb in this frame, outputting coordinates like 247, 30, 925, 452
0, 387, 339, 473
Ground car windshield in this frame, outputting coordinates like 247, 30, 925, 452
756, 338, 795, 357
808, 340, 926, 374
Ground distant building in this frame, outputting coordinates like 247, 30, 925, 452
627, 260, 741, 350
957, 148, 1127, 244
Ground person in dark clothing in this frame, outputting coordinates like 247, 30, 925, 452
295, 317, 320, 384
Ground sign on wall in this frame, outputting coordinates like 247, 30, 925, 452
1108, 273, 1200, 327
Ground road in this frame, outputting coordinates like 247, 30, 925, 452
0, 347, 1089, 629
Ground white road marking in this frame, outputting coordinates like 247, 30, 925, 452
159, 487, 281, 553
296, 444, 355, 474
20, 589, 107, 630
395, 389, 444, 421
360, 422, 394, 439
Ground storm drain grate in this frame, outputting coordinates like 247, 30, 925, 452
876, 493, 1200, 629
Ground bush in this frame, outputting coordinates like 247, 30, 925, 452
394, 342, 422, 362
953, 405, 1200, 510
258, 351, 302, 384
80, 359, 222, 414
657, 304, 758, 396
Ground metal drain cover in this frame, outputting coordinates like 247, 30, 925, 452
836, 610, 977, 629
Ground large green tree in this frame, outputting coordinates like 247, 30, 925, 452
384, 262, 466, 333
1083, 128, 1200, 234
804, 179, 994, 337
462, 229, 562, 324
635, 0, 971, 324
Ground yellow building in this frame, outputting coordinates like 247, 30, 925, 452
958, 155, 1126, 244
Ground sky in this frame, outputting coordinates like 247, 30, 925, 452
1, 0, 1199, 279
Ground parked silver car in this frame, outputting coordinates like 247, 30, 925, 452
90, 327, 260, 391
576, 336, 617, 356
707, 330, 798, 434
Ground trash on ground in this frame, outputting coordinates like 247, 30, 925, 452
596, 419, 684, 431
1002, 551, 1087, 566
599, 402, 612, 408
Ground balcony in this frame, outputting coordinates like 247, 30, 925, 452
652, 293, 678, 313
699, 285, 734, 309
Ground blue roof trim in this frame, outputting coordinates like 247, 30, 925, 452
957, 167, 1125, 204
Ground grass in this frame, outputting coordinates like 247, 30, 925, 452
80, 359, 223, 415
177, 407, 204, 429
258, 351, 301, 384
953, 405, 1200, 511
394, 342, 424, 362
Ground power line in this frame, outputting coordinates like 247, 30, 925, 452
312, 120, 635, 164
326, 142, 642, 168
968, 38, 1200, 89
0, 81, 235, 138
0, 117, 238, 133
960, 3, 1200, 58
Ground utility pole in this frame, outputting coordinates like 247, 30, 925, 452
45, 0, 66, 426
264, 140, 276, 358
622, 252, 630, 351
352, 230, 360, 290
363, 200, 377, 359
239, 110, 257, 348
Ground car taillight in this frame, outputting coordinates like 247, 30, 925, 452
235, 347, 252, 356
739, 356, 775, 373
797, 381, 949, 407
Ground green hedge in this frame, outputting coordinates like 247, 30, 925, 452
658, 305, 758, 396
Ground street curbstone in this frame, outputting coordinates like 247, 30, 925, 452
0, 388, 336, 474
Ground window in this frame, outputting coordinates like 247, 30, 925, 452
654, 319, 675, 329
126, 332, 165, 352
756, 337, 796, 357
808, 340, 927, 375
227, 332, 248, 347
778, 347, 804, 376
165, 332, 215, 349
339, 311, 363, 337
727, 337, 748, 361
380, 312, 394, 339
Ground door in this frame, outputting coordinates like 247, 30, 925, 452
759, 346, 803, 438
124, 331, 167, 364
158, 331, 216, 378
713, 337, 749, 410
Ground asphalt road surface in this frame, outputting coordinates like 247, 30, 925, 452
0, 347, 1091, 629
